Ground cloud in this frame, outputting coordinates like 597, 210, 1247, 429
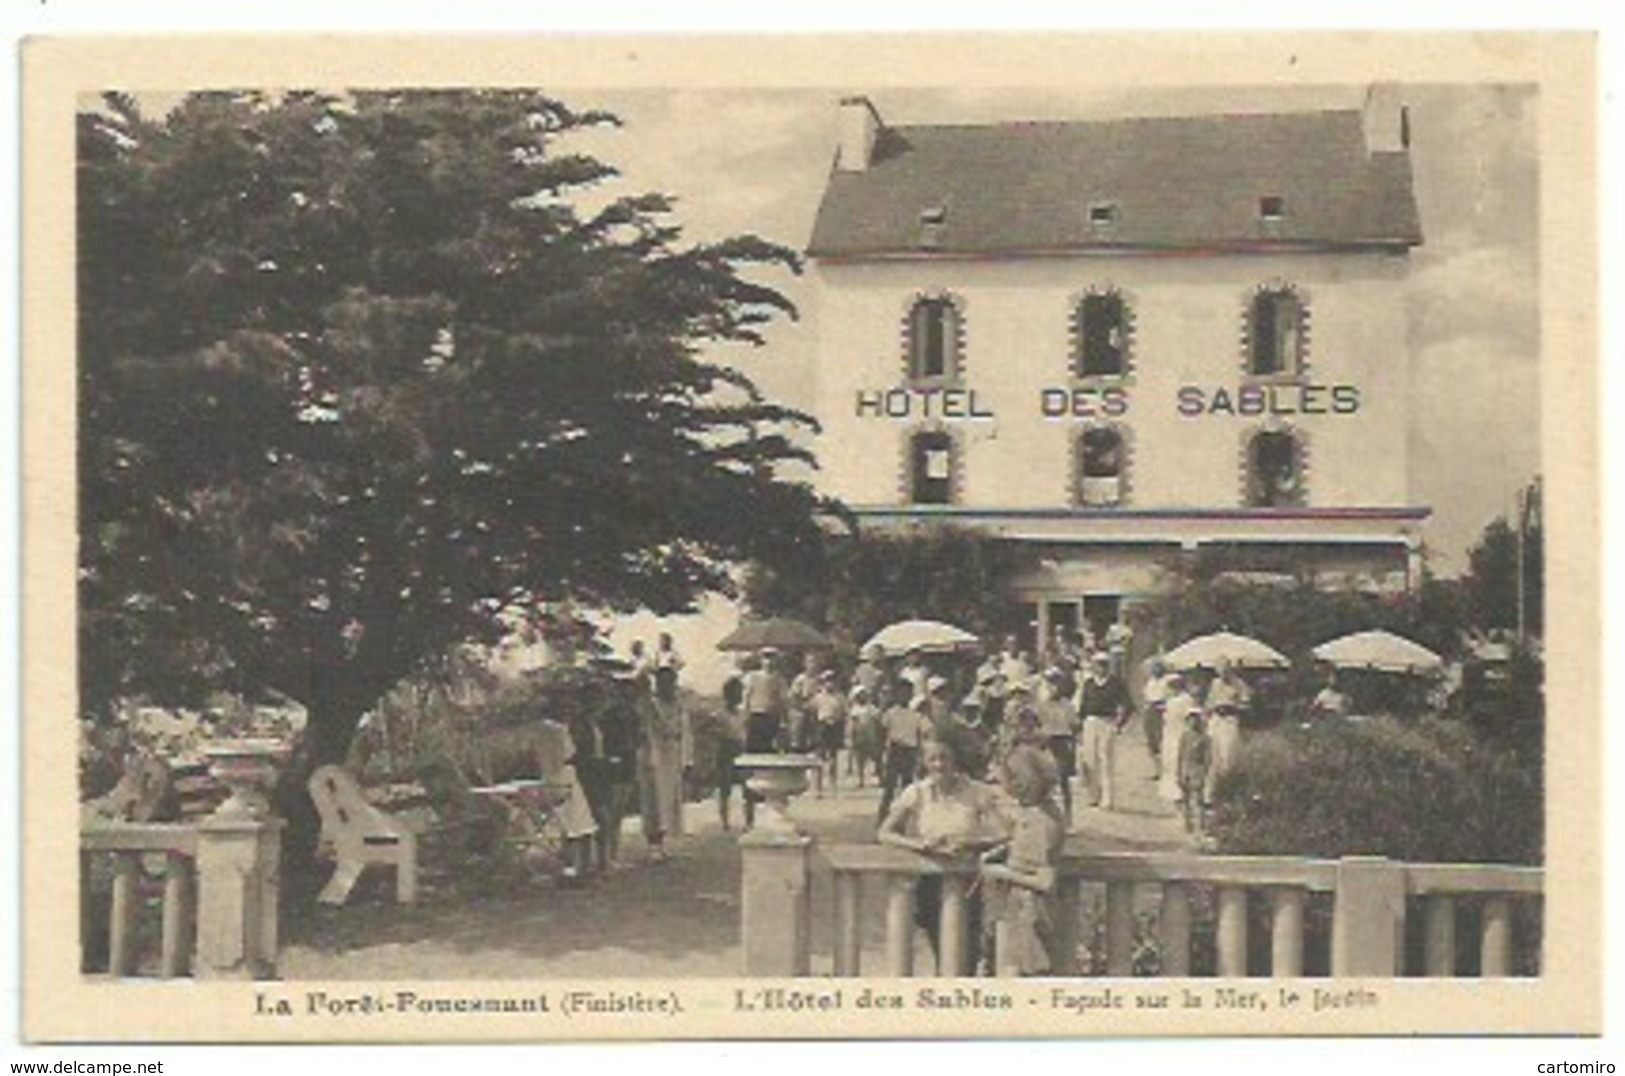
1409, 334, 1540, 573
1408, 236, 1539, 356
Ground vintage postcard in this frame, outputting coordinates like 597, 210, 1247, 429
21, 33, 1598, 1041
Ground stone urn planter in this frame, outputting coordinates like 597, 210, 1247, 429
735, 753, 820, 835
201, 739, 289, 820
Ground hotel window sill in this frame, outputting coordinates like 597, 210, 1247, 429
1069, 371, 1134, 386
904, 374, 966, 390
1240, 370, 1308, 385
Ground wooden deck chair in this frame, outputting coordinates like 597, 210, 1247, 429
308, 764, 419, 905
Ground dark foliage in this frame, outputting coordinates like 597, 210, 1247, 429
743, 525, 1040, 654
1207, 717, 1542, 866
78, 90, 837, 762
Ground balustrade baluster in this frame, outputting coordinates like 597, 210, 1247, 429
834, 871, 861, 977
108, 852, 141, 977
160, 854, 194, 978
1106, 881, 1135, 976
939, 875, 970, 976
993, 921, 1019, 977
1423, 895, 1456, 977
1270, 888, 1305, 977
1158, 882, 1193, 976
1480, 897, 1512, 978
1052, 877, 1082, 975
884, 876, 916, 976
1216, 886, 1249, 977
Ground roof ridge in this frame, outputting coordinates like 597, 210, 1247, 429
884, 107, 1363, 134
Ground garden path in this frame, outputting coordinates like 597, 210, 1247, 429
280, 714, 1189, 979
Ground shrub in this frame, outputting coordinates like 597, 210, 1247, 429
1207, 717, 1541, 866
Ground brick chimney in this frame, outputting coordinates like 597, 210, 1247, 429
837, 95, 881, 172
1361, 83, 1411, 154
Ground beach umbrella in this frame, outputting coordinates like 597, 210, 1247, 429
862, 619, 980, 657
1312, 630, 1442, 674
1164, 630, 1289, 671
716, 617, 832, 652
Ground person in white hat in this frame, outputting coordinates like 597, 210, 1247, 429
847, 682, 883, 788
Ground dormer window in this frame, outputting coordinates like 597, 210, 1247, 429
1088, 201, 1119, 227
1259, 195, 1286, 221
919, 205, 947, 248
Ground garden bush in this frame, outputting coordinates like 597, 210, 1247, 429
1207, 716, 1541, 866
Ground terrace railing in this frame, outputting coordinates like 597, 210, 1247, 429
743, 834, 1541, 978
81, 810, 283, 980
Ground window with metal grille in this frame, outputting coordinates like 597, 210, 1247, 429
1077, 426, 1125, 507
909, 430, 954, 505
1246, 429, 1304, 507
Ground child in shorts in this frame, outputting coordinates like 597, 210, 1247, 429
1175, 709, 1212, 836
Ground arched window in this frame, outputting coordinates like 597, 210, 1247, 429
906, 296, 960, 381
908, 430, 955, 505
1074, 290, 1130, 378
1246, 429, 1305, 507
1247, 287, 1305, 377
1076, 426, 1126, 507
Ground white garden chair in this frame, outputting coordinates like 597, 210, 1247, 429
308, 764, 418, 905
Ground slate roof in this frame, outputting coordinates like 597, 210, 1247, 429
807, 109, 1422, 258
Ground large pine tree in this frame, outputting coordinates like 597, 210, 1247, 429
78, 90, 834, 764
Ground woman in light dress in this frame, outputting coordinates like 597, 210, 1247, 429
634, 637, 688, 858
533, 710, 599, 879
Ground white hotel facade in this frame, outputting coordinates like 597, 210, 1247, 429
805, 88, 1430, 650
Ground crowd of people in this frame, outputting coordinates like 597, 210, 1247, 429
830, 630, 1263, 976
714, 627, 1259, 840
512, 632, 695, 880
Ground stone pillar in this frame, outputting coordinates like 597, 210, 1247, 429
194, 815, 284, 980
1405, 536, 1425, 595
739, 830, 814, 977
1331, 856, 1406, 976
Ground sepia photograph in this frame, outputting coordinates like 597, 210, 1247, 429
20, 32, 1599, 1042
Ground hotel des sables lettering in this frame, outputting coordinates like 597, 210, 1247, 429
804, 87, 1429, 649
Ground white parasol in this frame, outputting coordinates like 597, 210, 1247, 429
1163, 630, 1289, 671
1311, 630, 1443, 675
862, 619, 980, 657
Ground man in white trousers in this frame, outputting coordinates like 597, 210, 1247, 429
1075, 651, 1130, 810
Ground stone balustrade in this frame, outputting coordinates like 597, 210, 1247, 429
81, 811, 283, 980
746, 839, 1541, 978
